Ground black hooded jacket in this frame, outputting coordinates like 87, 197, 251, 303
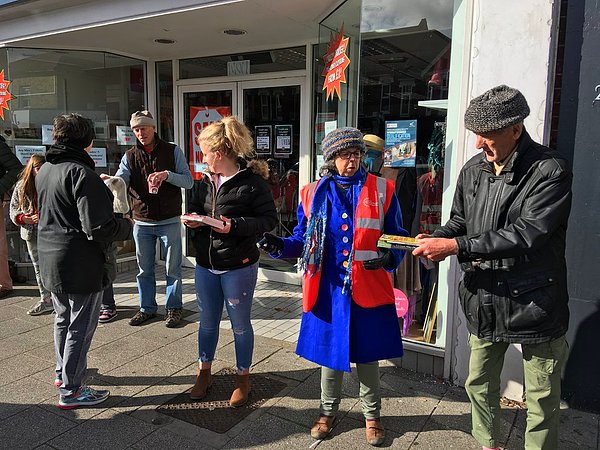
433, 131, 572, 343
187, 160, 277, 270
36, 144, 133, 294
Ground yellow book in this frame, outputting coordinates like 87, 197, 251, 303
377, 234, 420, 250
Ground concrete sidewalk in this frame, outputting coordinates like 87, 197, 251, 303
0, 267, 598, 449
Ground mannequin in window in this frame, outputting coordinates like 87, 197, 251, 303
414, 124, 445, 336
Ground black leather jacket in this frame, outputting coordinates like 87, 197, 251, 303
434, 131, 572, 343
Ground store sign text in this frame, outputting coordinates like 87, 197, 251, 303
0, 70, 12, 120
322, 26, 351, 102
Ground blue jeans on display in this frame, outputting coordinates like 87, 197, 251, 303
195, 262, 258, 372
133, 222, 183, 314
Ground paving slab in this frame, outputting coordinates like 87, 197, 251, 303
221, 412, 314, 449
47, 407, 155, 450
412, 418, 482, 449
131, 427, 216, 450
0, 405, 77, 449
0, 353, 53, 387
0, 374, 57, 420
251, 346, 318, 382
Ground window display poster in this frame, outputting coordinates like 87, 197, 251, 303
383, 120, 417, 168
315, 112, 336, 144
41, 125, 54, 145
116, 126, 135, 146
89, 147, 107, 167
189, 106, 231, 180
254, 125, 272, 155
324, 120, 337, 138
15, 145, 46, 165
274, 125, 292, 157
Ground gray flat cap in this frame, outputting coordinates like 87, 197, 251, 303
464, 85, 530, 133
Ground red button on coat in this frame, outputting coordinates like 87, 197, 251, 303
341, 224, 349, 231
342, 249, 349, 256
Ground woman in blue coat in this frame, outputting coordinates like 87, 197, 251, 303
259, 127, 407, 447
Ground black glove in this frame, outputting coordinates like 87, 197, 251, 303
257, 232, 284, 254
363, 249, 395, 270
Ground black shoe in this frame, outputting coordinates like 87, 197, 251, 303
164, 308, 183, 328
129, 310, 156, 326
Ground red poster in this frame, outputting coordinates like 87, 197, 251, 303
0, 70, 12, 120
322, 26, 351, 102
189, 106, 231, 180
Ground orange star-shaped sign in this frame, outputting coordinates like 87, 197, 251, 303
322, 26, 351, 102
0, 70, 12, 120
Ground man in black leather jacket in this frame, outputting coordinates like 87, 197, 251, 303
414, 85, 572, 450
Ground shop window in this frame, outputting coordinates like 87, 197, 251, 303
314, 0, 453, 346
0, 47, 146, 263
179, 46, 306, 79
156, 61, 174, 142
358, 0, 453, 345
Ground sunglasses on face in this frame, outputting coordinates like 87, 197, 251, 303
336, 150, 363, 160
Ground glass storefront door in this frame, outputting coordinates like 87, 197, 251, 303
178, 77, 306, 283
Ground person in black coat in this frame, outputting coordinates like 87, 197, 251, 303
0, 134, 23, 297
414, 86, 572, 450
37, 113, 132, 410
182, 116, 277, 408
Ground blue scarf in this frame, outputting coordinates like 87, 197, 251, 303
300, 168, 366, 295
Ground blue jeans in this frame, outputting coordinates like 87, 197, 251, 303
133, 222, 182, 313
195, 262, 258, 371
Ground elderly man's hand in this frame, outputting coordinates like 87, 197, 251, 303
412, 237, 458, 262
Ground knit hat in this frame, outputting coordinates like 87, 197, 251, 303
321, 127, 365, 161
363, 134, 384, 152
464, 85, 530, 133
130, 110, 156, 129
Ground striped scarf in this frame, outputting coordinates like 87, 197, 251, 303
299, 168, 366, 295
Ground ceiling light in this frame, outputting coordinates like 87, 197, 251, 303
224, 29, 247, 36
154, 38, 176, 44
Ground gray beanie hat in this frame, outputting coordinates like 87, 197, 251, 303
464, 85, 530, 133
130, 110, 156, 129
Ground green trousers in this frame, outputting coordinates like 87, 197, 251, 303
465, 334, 568, 450
320, 362, 381, 419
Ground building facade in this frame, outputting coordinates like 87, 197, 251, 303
1, 0, 596, 411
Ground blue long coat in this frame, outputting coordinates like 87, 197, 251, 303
279, 170, 407, 372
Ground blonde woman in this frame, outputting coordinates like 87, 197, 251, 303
182, 116, 277, 407
10, 154, 52, 315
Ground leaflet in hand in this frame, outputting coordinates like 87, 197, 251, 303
181, 213, 226, 229
377, 234, 420, 250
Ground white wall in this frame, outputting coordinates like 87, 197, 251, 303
448, 0, 559, 400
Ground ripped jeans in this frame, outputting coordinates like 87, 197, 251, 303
195, 262, 258, 372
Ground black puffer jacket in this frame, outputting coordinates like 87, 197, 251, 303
434, 131, 572, 343
188, 160, 277, 270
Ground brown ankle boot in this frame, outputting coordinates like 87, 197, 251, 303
190, 368, 212, 400
229, 373, 251, 407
